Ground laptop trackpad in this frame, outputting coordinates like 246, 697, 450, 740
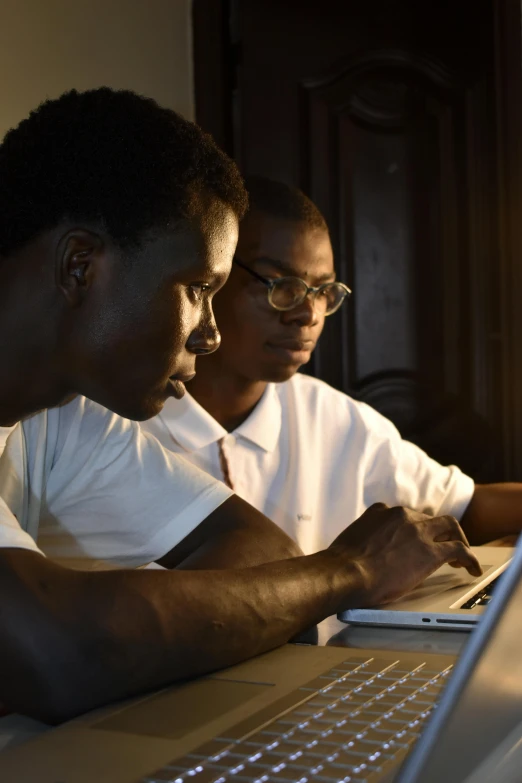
93, 679, 272, 740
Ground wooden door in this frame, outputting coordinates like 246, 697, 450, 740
194, 0, 522, 482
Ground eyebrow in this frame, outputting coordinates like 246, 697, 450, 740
252, 255, 336, 283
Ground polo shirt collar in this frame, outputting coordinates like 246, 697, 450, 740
235, 383, 282, 453
158, 393, 226, 452
158, 384, 282, 454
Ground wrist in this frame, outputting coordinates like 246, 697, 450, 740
311, 548, 369, 615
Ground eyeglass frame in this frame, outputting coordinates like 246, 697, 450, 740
233, 256, 352, 315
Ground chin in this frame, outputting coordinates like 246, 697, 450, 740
123, 397, 166, 422
261, 363, 302, 383
91, 390, 165, 422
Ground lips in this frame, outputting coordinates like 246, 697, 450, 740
166, 371, 196, 400
266, 339, 315, 352
265, 338, 315, 365
170, 372, 196, 383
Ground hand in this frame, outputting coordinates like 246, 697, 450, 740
328, 503, 482, 609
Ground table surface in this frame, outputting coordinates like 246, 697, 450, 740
318, 614, 470, 656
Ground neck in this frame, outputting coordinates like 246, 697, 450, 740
189, 355, 267, 432
0, 351, 69, 426
0, 305, 67, 426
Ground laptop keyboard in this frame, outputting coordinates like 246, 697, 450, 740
461, 575, 500, 610
139, 656, 452, 783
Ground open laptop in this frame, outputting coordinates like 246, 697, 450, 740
1, 539, 521, 783
338, 545, 513, 630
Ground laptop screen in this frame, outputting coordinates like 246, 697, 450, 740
398, 536, 522, 783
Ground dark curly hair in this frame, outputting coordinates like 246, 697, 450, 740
245, 176, 328, 231
0, 88, 248, 256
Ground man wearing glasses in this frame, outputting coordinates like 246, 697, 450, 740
143, 176, 522, 553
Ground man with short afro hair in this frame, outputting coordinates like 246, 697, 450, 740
0, 87, 247, 257
0, 87, 480, 729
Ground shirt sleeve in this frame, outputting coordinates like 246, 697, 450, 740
356, 401, 475, 520
0, 496, 42, 553
40, 397, 233, 568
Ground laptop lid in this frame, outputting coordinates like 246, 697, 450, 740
397, 535, 522, 782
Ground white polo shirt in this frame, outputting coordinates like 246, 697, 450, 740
0, 395, 233, 569
0, 396, 233, 747
141, 373, 475, 554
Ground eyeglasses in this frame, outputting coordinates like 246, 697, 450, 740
234, 257, 351, 315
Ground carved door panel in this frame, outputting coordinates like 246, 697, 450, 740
194, 0, 511, 481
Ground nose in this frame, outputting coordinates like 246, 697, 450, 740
186, 314, 222, 356
281, 292, 320, 327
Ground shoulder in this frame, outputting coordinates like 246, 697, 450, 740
282, 374, 396, 432
52, 395, 134, 435
41, 397, 142, 473
283, 373, 350, 406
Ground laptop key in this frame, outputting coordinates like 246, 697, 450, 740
328, 719, 370, 736
329, 749, 379, 767
143, 768, 222, 783
245, 753, 294, 769
373, 693, 409, 706
309, 762, 369, 781
351, 683, 388, 695
250, 741, 307, 757
262, 765, 315, 781
298, 676, 342, 691
394, 729, 422, 743
357, 727, 395, 744
308, 730, 365, 746
356, 659, 400, 674
314, 702, 368, 718
346, 739, 393, 758
385, 686, 420, 698
242, 731, 288, 746
337, 659, 375, 668
298, 740, 349, 757
159, 759, 206, 772
141, 772, 184, 783
189, 740, 235, 760
248, 726, 310, 749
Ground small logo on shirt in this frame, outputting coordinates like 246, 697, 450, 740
297, 513, 312, 522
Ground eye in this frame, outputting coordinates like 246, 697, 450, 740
188, 283, 212, 301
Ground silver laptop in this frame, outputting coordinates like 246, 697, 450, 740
1, 539, 521, 783
338, 546, 513, 630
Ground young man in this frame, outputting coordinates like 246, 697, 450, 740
143, 177, 522, 553
0, 91, 479, 725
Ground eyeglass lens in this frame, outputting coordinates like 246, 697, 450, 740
269, 278, 347, 314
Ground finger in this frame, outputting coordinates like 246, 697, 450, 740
428, 515, 471, 547
439, 540, 482, 577
387, 505, 430, 523
366, 502, 390, 513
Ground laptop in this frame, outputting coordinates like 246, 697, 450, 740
338, 545, 513, 630
1, 539, 521, 783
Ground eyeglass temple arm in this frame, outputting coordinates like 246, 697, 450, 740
233, 257, 273, 287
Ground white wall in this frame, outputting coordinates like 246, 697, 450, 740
0, 0, 194, 141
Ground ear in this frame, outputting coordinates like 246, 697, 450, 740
55, 229, 105, 307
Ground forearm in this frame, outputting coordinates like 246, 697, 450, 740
159, 494, 303, 570
461, 483, 522, 544
1, 503, 482, 723
0, 547, 348, 723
